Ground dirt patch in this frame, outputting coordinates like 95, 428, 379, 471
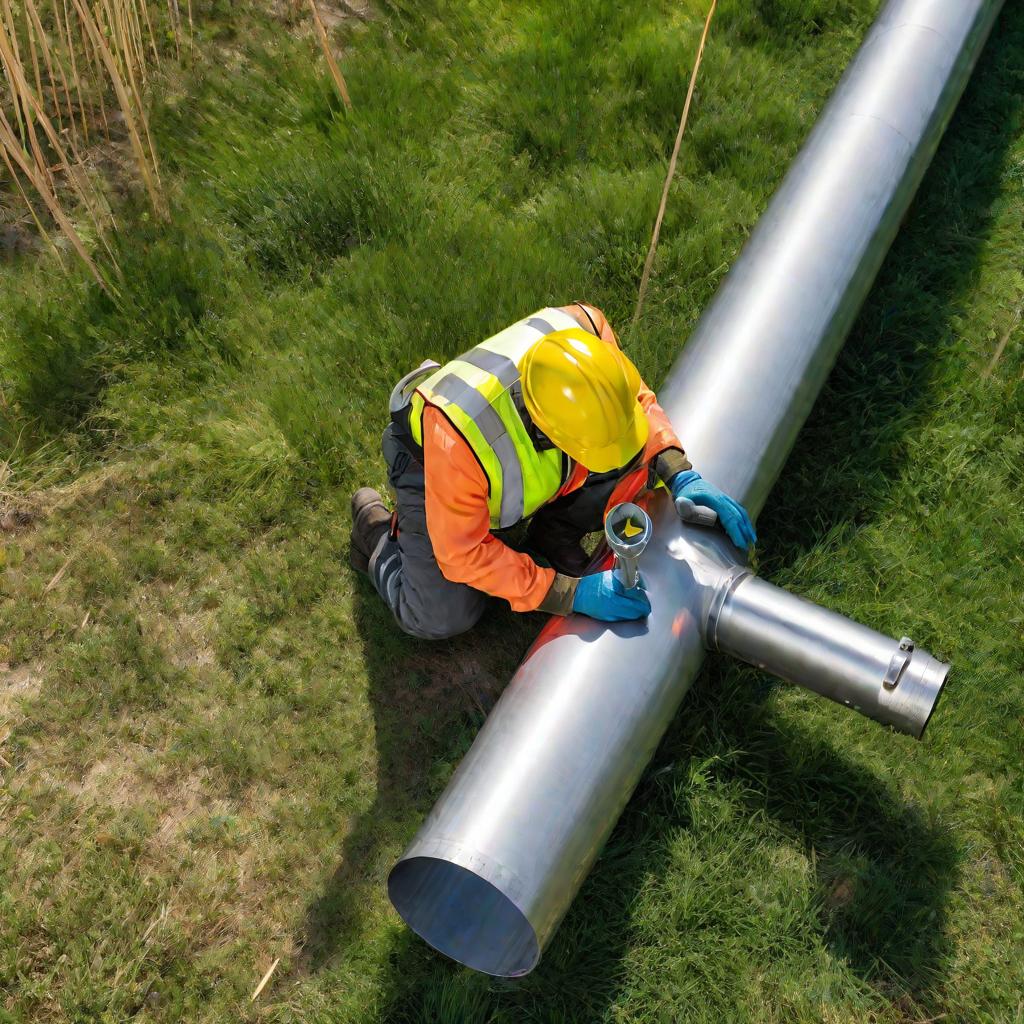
0, 508, 36, 533
0, 222, 40, 259
275, 0, 374, 32
977, 853, 1012, 896
64, 748, 264, 853
71, 752, 159, 813
320, 0, 373, 27
85, 131, 139, 206
826, 876, 855, 910
169, 608, 218, 671
0, 455, 41, 531
401, 650, 503, 718
154, 776, 221, 844
0, 662, 44, 723
140, 586, 219, 673
0, 125, 125, 259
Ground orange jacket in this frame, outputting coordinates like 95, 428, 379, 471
422, 304, 685, 612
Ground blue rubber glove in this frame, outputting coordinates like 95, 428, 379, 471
573, 570, 652, 622
669, 470, 757, 549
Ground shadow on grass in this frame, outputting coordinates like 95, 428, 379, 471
299, 576, 538, 971
700, 671, 961, 995
371, 671, 959, 1022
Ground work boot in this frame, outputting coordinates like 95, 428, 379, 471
350, 488, 392, 573
524, 520, 593, 577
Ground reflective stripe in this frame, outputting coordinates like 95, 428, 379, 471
462, 312, 561, 386
431, 375, 525, 527
460, 347, 519, 389
374, 550, 400, 586
385, 565, 401, 605
526, 316, 556, 335
409, 308, 580, 529
492, 435, 524, 527
373, 550, 402, 606
431, 373, 491, 421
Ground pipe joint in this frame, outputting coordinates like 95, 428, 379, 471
659, 512, 948, 738
705, 565, 754, 651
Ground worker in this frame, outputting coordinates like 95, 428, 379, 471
349, 303, 756, 640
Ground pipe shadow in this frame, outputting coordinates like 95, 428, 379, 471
685, 665, 961, 997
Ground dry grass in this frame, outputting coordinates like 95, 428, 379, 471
308, 0, 352, 110
0, 661, 43, 725
0, 469, 315, 1018
0, 1, 184, 284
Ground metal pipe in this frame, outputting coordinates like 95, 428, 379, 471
709, 574, 950, 738
388, 0, 1003, 978
658, 0, 1006, 516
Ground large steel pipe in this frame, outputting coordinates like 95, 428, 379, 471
388, 0, 1003, 977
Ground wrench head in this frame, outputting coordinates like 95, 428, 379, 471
604, 502, 653, 559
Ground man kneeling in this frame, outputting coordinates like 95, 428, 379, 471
350, 302, 755, 640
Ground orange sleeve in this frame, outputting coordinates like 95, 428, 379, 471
568, 303, 685, 460
421, 406, 556, 612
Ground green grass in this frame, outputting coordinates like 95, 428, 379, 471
1, 0, 1023, 1020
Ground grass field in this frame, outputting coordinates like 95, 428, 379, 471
1, 0, 1023, 1020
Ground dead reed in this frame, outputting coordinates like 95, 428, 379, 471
308, 0, 352, 111
0, 1, 187, 286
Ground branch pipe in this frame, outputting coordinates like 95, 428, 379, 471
388, 0, 1003, 978
709, 573, 950, 738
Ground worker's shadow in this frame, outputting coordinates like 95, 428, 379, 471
298, 577, 540, 971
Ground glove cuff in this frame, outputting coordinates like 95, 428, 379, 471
653, 447, 693, 486
668, 469, 702, 491
538, 572, 580, 616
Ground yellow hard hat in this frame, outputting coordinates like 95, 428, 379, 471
520, 328, 649, 473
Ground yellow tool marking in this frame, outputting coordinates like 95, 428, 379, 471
622, 519, 644, 538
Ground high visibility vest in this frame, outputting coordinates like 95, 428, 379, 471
409, 307, 582, 530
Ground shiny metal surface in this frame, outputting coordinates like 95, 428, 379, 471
389, 494, 716, 978
388, 0, 1003, 977
658, 0, 1005, 514
711, 575, 949, 739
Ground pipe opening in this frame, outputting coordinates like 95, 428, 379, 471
891, 649, 951, 740
387, 857, 539, 977
914, 660, 950, 740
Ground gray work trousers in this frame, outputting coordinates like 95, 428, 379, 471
368, 423, 489, 640
368, 422, 622, 640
